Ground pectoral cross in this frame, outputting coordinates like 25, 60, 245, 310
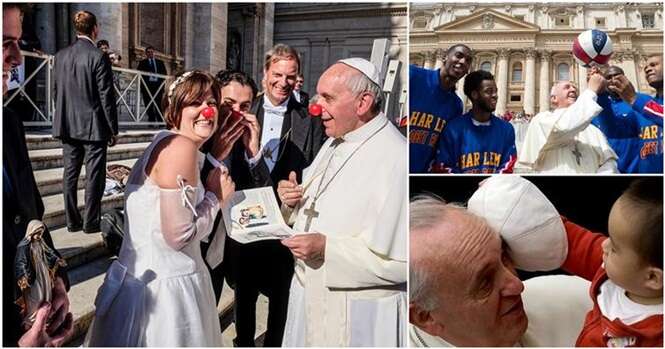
572, 144, 582, 166
303, 201, 319, 231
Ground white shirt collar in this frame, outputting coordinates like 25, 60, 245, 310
77, 35, 95, 45
263, 94, 289, 115
340, 112, 387, 143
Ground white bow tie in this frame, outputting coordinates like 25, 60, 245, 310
263, 97, 288, 115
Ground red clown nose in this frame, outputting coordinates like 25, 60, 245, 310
231, 110, 243, 120
308, 103, 323, 117
201, 107, 215, 119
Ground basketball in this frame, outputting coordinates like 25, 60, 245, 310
572, 29, 613, 67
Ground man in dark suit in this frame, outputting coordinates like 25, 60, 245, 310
293, 73, 309, 107
52, 10, 118, 234
136, 45, 167, 124
3, 4, 72, 346
205, 45, 325, 346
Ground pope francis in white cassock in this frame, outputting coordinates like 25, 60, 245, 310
277, 58, 407, 347
517, 76, 617, 173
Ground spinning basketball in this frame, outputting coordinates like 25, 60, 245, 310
572, 29, 613, 67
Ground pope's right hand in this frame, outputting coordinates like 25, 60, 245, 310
277, 171, 303, 208
587, 70, 607, 94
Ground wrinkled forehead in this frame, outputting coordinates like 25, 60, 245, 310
646, 55, 663, 65
555, 81, 576, 92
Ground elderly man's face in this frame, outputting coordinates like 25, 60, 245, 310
412, 211, 527, 347
316, 63, 366, 138
3, 7, 22, 94
551, 81, 578, 109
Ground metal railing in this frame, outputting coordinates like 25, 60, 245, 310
3, 50, 172, 127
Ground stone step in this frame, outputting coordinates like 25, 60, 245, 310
35, 158, 138, 197
62, 257, 258, 346
42, 190, 124, 229
51, 226, 108, 270
25, 130, 159, 151
28, 142, 150, 171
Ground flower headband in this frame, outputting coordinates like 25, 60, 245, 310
167, 70, 194, 105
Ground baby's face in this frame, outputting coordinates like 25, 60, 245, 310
603, 197, 652, 296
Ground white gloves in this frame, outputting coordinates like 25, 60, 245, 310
468, 176, 568, 271
159, 175, 220, 250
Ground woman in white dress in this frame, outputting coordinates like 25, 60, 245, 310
85, 70, 235, 346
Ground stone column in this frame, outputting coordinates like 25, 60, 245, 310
185, 3, 228, 73
456, 75, 467, 111
621, 50, 639, 88
434, 49, 445, 70
538, 50, 551, 112
35, 4, 57, 54
577, 64, 587, 92
495, 48, 510, 116
523, 48, 537, 115
423, 51, 435, 69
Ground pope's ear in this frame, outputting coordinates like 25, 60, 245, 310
356, 92, 375, 116
409, 302, 445, 339
644, 266, 663, 293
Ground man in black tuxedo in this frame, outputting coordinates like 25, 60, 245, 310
205, 45, 325, 346
136, 45, 167, 124
3, 4, 72, 346
52, 10, 118, 234
293, 73, 309, 107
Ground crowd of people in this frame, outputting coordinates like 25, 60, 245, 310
409, 44, 663, 174
3, 5, 406, 347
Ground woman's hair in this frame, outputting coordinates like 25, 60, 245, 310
162, 70, 221, 130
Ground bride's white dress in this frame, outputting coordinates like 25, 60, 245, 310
85, 131, 222, 346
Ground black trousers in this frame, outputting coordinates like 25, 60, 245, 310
226, 238, 294, 347
62, 139, 107, 231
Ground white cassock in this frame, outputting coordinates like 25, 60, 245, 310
517, 89, 618, 173
282, 112, 407, 347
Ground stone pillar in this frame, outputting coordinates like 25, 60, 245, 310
523, 48, 537, 115
456, 75, 467, 111
621, 50, 639, 88
35, 4, 57, 54
252, 3, 274, 85
434, 49, 445, 70
538, 50, 551, 112
185, 3, 228, 73
495, 48, 510, 116
577, 64, 587, 92
423, 51, 435, 69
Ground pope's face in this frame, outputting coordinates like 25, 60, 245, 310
316, 64, 365, 138
428, 213, 527, 347
3, 7, 22, 95
264, 58, 298, 106
551, 81, 578, 109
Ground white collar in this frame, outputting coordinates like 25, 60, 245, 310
77, 35, 95, 45
263, 94, 289, 114
471, 117, 492, 126
340, 112, 387, 143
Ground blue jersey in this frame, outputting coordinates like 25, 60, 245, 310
409, 65, 463, 173
432, 113, 517, 174
593, 93, 662, 173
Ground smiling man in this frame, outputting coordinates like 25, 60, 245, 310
277, 58, 406, 346
409, 44, 473, 172
432, 70, 516, 173
210, 46, 325, 347
518, 71, 618, 173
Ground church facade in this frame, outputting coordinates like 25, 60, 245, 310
28, 3, 406, 106
409, 2, 663, 116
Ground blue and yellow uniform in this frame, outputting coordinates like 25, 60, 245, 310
409, 65, 463, 173
433, 113, 517, 174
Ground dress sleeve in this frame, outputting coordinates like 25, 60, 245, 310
159, 175, 220, 250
